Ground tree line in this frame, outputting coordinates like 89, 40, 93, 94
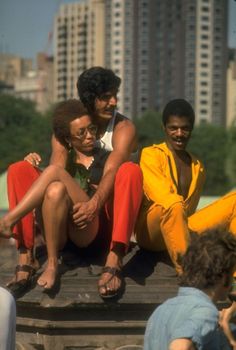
0, 94, 235, 196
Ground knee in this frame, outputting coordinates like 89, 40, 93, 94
166, 202, 186, 218
116, 162, 143, 183
8, 160, 32, 176
44, 181, 68, 203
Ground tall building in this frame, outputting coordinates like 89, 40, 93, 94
36, 52, 54, 111
0, 53, 33, 86
53, 0, 228, 125
227, 50, 236, 127
105, 0, 228, 124
191, 0, 228, 125
54, 0, 105, 102
0, 52, 54, 112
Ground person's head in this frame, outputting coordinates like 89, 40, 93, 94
52, 99, 97, 153
76, 66, 121, 119
162, 99, 195, 151
179, 229, 236, 301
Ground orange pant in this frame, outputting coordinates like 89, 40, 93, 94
136, 192, 236, 274
7, 161, 143, 251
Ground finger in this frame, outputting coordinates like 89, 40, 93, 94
76, 223, 87, 229
73, 215, 87, 225
73, 216, 87, 226
32, 153, 42, 163
72, 211, 84, 220
24, 155, 35, 164
72, 204, 82, 213
30, 154, 41, 166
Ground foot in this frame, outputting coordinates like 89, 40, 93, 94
37, 258, 58, 290
98, 251, 123, 298
6, 249, 38, 287
0, 217, 14, 239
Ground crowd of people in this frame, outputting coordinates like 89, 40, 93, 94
1, 66, 236, 349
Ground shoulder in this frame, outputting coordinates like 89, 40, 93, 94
113, 112, 135, 132
94, 148, 110, 162
141, 143, 167, 158
111, 113, 137, 152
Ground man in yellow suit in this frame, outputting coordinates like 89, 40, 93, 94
135, 99, 236, 280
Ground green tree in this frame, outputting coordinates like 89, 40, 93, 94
135, 110, 164, 148
0, 94, 52, 173
226, 125, 236, 189
189, 123, 231, 195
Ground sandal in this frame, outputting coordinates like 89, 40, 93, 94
6, 264, 37, 298
98, 266, 125, 300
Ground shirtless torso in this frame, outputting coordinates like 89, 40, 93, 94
173, 151, 192, 199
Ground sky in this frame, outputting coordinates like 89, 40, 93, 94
0, 0, 236, 62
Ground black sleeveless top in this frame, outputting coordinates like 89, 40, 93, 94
66, 148, 110, 197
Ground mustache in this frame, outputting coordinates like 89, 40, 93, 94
172, 138, 188, 144
105, 106, 116, 112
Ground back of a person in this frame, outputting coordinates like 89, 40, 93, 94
144, 287, 219, 350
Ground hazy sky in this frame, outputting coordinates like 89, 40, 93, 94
0, 0, 236, 61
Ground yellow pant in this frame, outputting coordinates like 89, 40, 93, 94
135, 192, 236, 274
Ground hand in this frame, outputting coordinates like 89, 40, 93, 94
72, 200, 98, 229
219, 303, 236, 349
24, 152, 42, 167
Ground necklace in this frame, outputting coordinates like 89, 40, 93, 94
85, 156, 94, 170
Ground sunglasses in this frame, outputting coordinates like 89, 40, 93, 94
71, 124, 97, 141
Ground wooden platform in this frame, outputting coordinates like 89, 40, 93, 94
0, 237, 181, 350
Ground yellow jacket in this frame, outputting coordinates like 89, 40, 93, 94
140, 142, 206, 216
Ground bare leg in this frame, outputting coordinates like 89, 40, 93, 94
37, 182, 70, 289
6, 247, 39, 287
0, 165, 89, 238
98, 244, 124, 296
37, 182, 99, 289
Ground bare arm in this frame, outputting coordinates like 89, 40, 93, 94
49, 134, 68, 167
23, 135, 68, 168
73, 119, 137, 226
169, 338, 197, 350
219, 303, 236, 349
92, 119, 136, 209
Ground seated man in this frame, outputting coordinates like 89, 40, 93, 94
144, 229, 236, 350
135, 99, 236, 279
6, 67, 143, 299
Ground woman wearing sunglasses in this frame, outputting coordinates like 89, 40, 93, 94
0, 99, 109, 291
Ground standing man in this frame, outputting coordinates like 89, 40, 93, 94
135, 99, 236, 276
6, 67, 143, 299
144, 229, 236, 350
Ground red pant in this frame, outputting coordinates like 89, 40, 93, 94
105, 162, 143, 249
7, 161, 143, 251
7, 161, 41, 249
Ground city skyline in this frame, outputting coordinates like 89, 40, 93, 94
0, 0, 236, 61
53, 0, 229, 124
